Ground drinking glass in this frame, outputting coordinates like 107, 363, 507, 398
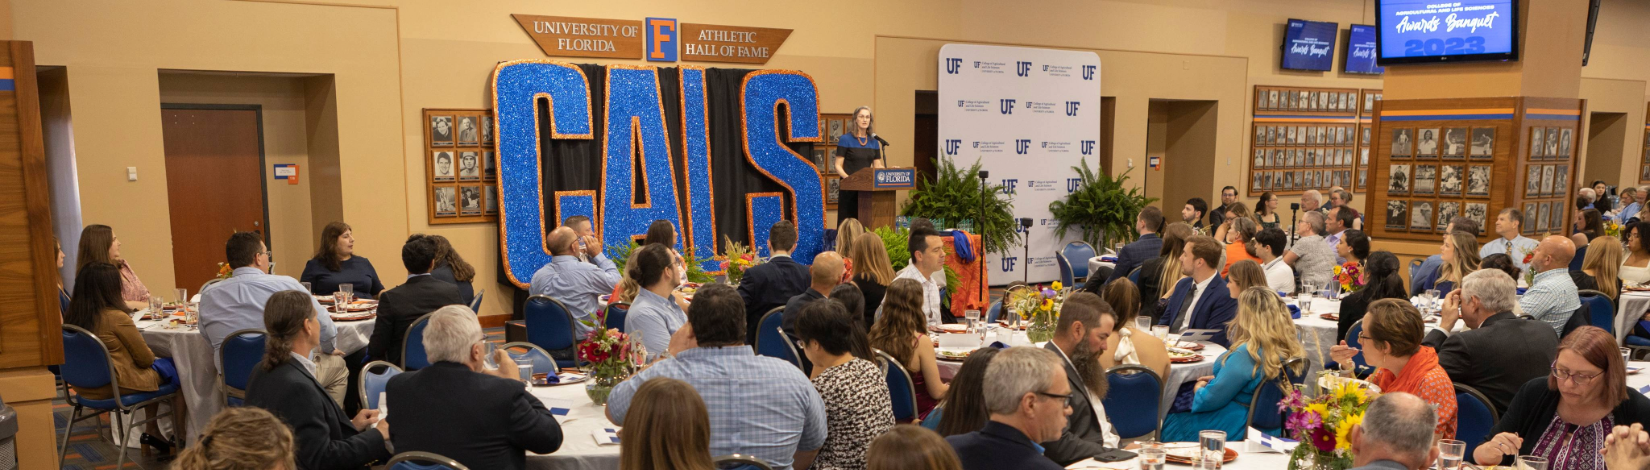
147, 297, 163, 320
333, 292, 349, 313
1437, 439, 1465, 470
1152, 325, 1171, 342
515, 358, 534, 385
1623, 347, 1634, 365
1516, 455, 1547, 470
1137, 441, 1165, 470
483, 342, 498, 368
1197, 430, 1226, 469
1135, 316, 1153, 334
1296, 290, 1314, 312
301, 282, 313, 294
175, 288, 188, 305
965, 309, 982, 333
1320, 288, 1336, 302
1426, 289, 1442, 313
339, 283, 354, 301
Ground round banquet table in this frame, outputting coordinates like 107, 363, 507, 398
936, 340, 1232, 422
1063, 440, 1295, 469
1627, 360, 1650, 394
134, 314, 376, 444
1616, 291, 1650, 344
1088, 257, 1116, 279
525, 380, 619, 470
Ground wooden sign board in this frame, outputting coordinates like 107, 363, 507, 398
679, 23, 792, 64
512, 14, 644, 59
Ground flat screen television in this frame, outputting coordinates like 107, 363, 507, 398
1281, 19, 1338, 71
1345, 24, 1385, 74
1376, 0, 1518, 65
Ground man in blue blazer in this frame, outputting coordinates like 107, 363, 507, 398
1100, 206, 1165, 285
1157, 235, 1238, 347
738, 220, 811, 344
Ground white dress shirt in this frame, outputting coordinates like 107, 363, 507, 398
895, 264, 944, 324
1263, 258, 1296, 294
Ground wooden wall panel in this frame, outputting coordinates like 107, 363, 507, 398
0, 40, 62, 369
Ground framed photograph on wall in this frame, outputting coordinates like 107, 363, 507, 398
1525, 166, 1542, 198
1545, 128, 1561, 157
1391, 129, 1414, 159
1522, 202, 1538, 235
827, 175, 841, 206
1413, 165, 1437, 195
483, 151, 496, 180
484, 186, 498, 215
1531, 128, 1547, 159
457, 116, 479, 145
1410, 201, 1434, 231
1437, 202, 1461, 232
432, 151, 455, 181
1385, 200, 1408, 230
1554, 165, 1570, 198
1540, 164, 1557, 197
1388, 164, 1411, 195
1471, 128, 1495, 159
1464, 203, 1489, 233
458, 151, 481, 181
423, 108, 499, 225
430, 115, 454, 146
459, 186, 482, 216
1537, 202, 1552, 232
1559, 128, 1574, 158
1466, 165, 1492, 197
434, 187, 457, 216
1439, 164, 1464, 197
1550, 203, 1565, 234
1417, 128, 1439, 158
1443, 128, 1467, 158
481, 115, 493, 144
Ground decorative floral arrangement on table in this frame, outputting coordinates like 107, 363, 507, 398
214, 262, 234, 280
1008, 282, 1064, 342
1606, 220, 1624, 239
1520, 245, 1537, 286
720, 236, 760, 284
1333, 262, 1363, 293
578, 309, 638, 405
1280, 378, 1377, 470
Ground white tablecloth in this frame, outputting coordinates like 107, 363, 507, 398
137, 316, 375, 444
1067, 441, 1293, 469
1287, 298, 1344, 379
1617, 292, 1650, 344
1158, 342, 1229, 421
1088, 257, 1116, 279
1627, 361, 1650, 393
526, 381, 619, 470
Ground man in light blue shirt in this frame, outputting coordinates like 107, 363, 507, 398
199, 232, 346, 403
1479, 208, 1540, 272
1519, 236, 1581, 336
1618, 187, 1642, 224
623, 244, 686, 361
530, 226, 620, 336
607, 284, 826, 470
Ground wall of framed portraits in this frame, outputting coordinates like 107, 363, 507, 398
815, 112, 853, 211
1367, 97, 1587, 242
1247, 85, 1383, 196
423, 108, 499, 224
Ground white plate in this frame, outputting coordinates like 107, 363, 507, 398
1317, 374, 1381, 393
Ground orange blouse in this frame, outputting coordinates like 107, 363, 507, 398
1368, 347, 1458, 439
1221, 242, 1262, 277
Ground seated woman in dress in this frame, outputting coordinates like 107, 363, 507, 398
928, 347, 998, 436
1161, 286, 1305, 441
1474, 327, 1650, 467
1097, 278, 1169, 379
301, 222, 385, 299
1571, 209, 1604, 272
64, 262, 184, 454
1623, 222, 1650, 287
796, 299, 895, 469
1573, 235, 1621, 297
246, 291, 390, 470
1336, 251, 1408, 341
868, 278, 947, 420
1332, 299, 1457, 439
1219, 217, 1261, 277
427, 234, 477, 306
1417, 231, 1481, 294
1254, 192, 1282, 230
618, 378, 716, 470
77, 224, 151, 310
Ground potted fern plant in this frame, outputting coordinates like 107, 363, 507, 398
1047, 161, 1157, 250
900, 158, 1017, 256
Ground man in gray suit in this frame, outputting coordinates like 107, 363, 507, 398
1039, 292, 1119, 466
1348, 393, 1439, 470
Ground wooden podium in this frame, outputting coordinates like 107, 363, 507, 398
840, 167, 917, 229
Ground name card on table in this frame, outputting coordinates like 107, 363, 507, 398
592, 428, 621, 445
1178, 329, 1220, 343
1247, 427, 1299, 453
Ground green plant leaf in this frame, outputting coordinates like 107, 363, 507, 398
899, 157, 1018, 255
1047, 162, 1158, 249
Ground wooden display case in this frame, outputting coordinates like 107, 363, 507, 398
1247, 86, 1381, 196
423, 108, 499, 225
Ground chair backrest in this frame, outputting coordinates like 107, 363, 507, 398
359, 361, 403, 411
1579, 290, 1615, 334
1063, 242, 1097, 279
1561, 302, 1591, 339
919, 405, 945, 430
469, 288, 485, 313
60, 325, 116, 392
1055, 250, 1075, 288
712, 454, 775, 470
754, 307, 801, 368
1454, 383, 1499, 451
986, 300, 1002, 323
875, 349, 920, 422
1102, 365, 1164, 440
387, 451, 471, 470
1344, 321, 1368, 370
605, 302, 631, 333
1407, 258, 1423, 282
220, 329, 267, 405
1127, 266, 1141, 285
402, 313, 436, 370
1246, 357, 1311, 435
524, 295, 579, 352
500, 342, 557, 377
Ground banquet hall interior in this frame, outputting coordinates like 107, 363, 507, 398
8, 0, 1650, 469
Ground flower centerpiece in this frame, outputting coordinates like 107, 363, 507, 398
720, 236, 759, 284
578, 309, 638, 405
1333, 262, 1363, 294
1520, 245, 1537, 286
1606, 219, 1624, 239
214, 262, 234, 280
1280, 378, 1377, 470
1009, 282, 1064, 342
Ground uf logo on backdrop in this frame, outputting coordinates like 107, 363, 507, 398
1082, 65, 1096, 80
999, 99, 1016, 114
1001, 256, 1019, 273
1015, 139, 1030, 154
944, 139, 961, 156
645, 18, 677, 62
1001, 178, 1019, 195
1016, 61, 1032, 77
1067, 178, 1082, 193
945, 58, 963, 74
1081, 140, 1095, 155
1065, 101, 1080, 116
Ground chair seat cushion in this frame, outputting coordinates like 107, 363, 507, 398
77, 381, 180, 410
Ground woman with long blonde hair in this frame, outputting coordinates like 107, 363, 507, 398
1161, 286, 1304, 441
837, 218, 866, 257
619, 378, 716, 470
852, 232, 896, 324
1137, 222, 1194, 324
1577, 235, 1623, 299
1424, 231, 1481, 294
868, 278, 946, 418
174, 407, 296, 470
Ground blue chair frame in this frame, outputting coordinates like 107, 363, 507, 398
1061, 241, 1097, 281
1246, 357, 1309, 438
755, 307, 802, 369
1454, 383, 1499, 451
500, 341, 559, 377
713, 454, 775, 470
986, 300, 1002, 323
876, 349, 921, 422
469, 288, 486, 313
604, 302, 631, 333
1102, 364, 1164, 441
1056, 250, 1076, 288
1578, 290, 1615, 334
524, 294, 583, 369
387, 450, 471, 470
1344, 321, 1368, 371
1127, 266, 1141, 285
219, 328, 266, 407
359, 360, 403, 411
59, 325, 182, 469
1407, 259, 1423, 283
401, 312, 437, 370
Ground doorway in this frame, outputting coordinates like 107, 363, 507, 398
160, 105, 269, 295
1144, 100, 1220, 213
1584, 112, 1627, 195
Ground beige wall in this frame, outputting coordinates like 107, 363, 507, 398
16, 0, 1650, 318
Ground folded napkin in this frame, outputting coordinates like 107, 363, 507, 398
592, 428, 621, 446
1638, 384, 1650, 396
1287, 304, 1301, 319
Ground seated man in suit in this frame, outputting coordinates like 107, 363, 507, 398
1041, 294, 1120, 465
529, 226, 620, 338
1157, 235, 1238, 347
1099, 206, 1164, 286
368, 234, 462, 366
1347, 393, 1440, 470
739, 220, 811, 344
783, 251, 845, 337
947, 346, 1069, 470
386, 306, 563, 470
1430, 269, 1559, 413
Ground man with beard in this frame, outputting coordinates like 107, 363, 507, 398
1038, 292, 1119, 466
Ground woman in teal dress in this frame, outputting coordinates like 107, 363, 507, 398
1162, 286, 1306, 442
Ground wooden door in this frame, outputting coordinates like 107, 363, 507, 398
161, 107, 267, 295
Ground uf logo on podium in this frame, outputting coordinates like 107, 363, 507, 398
1015, 139, 1030, 154
1000, 99, 1016, 115
1016, 61, 1032, 77
945, 58, 963, 74
1065, 101, 1080, 116
1001, 178, 1019, 195
944, 139, 961, 156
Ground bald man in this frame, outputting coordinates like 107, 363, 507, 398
1518, 235, 1581, 337
1348, 392, 1440, 470
529, 226, 620, 337
783, 251, 845, 337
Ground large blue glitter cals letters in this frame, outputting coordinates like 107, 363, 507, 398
741, 71, 826, 264
679, 66, 720, 273
491, 60, 593, 288
601, 65, 685, 257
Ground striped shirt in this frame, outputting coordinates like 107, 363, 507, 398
1519, 268, 1581, 337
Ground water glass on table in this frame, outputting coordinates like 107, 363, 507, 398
1135, 316, 1154, 334
515, 357, 534, 385
1196, 430, 1225, 469
333, 291, 350, 313
1517, 455, 1547, 470
301, 282, 312, 294
1436, 439, 1464, 470
1152, 325, 1171, 342
1137, 441, 1164, 470
147, 297, 164, 319
964, 309, 981, 333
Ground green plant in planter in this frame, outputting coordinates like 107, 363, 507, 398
1048, 161, 1158, 250
900, 158, 1017, 256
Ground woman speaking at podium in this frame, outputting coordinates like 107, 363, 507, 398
835, 106, 885, 225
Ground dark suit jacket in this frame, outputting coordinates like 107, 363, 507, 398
247, 360, 390, 470
386, 362, 564, 470
1041, 342, 1113, 465
430, 263, 476, 306
1105, 233, 1162, 284
1136, 256, 1171, 325
369, 275, 462, 365
948, 421, 1064, 470
738, 255, 810, 344
1422, 312, 1558, 414
782, 288, 827, 337
1158, 275, 1238, 347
